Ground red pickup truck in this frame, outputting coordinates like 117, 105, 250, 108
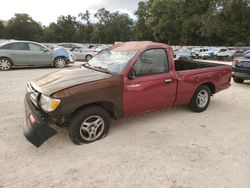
24, 41, 232, 147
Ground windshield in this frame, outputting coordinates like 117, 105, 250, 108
87, 49, 137, 74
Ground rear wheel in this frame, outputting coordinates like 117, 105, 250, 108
68, 106, 110, 145
85, 55, 93, 62
189, 85, 211, 113
233, 77, 244, 84
54, 57, 66, 68
0, 58, 12, 71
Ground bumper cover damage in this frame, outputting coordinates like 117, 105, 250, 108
23, 94, 57, 147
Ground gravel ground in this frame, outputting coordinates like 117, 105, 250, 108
0, 62, 249, 188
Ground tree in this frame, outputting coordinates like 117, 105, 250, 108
78, 10, 94, 43
0, 21, 5, 38
134, 0, 250, 45
201, 0, 250, 45
42, 23, 58, 42
148, 0, 183, 44
53, 15, 79, 42
6, 14, 43, 41
134, 1, 154, 40
91, 8, 134, 43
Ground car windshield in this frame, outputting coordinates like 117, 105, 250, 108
86, 49, 137, 74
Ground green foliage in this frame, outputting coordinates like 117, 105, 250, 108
0, 1, 249, 46
5, 14, 43, 41
91, 8, 134, 43
139, 0, 250, 46
134, 1, 154, 40
0, 21, 5, 38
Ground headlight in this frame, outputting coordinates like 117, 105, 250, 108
39, 94, 61, 112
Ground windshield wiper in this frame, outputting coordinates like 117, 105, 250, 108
93, 66, 111, 74
81, 63, 111, 74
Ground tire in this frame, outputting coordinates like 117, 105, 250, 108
85, 55, 93, 62
233, 77, 244, 84
54, 57, 66, 68
0, 58, 12, 71
189, 85, 211, 113
68, 106, 110, 145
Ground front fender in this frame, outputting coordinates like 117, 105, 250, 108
52, 48, 70, 60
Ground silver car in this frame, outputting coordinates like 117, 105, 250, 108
0, 41, 76, 71
70, 47, 100, 62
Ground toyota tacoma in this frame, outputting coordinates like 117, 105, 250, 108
23, 41, 232, 147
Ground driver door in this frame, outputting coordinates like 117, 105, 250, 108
124, 48, 177, 116
28, 43, 52, 66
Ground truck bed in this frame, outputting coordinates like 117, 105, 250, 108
173, 59, 232, 106
174, 59, 224, 71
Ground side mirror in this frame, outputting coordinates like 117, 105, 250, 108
43, 48, 49, 52
128, 69, 136, 80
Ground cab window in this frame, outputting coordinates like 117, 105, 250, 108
133, 49, 169, 76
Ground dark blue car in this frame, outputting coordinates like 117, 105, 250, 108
232, 50, 250, 83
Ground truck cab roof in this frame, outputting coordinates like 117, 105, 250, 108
111, 41, 169, 51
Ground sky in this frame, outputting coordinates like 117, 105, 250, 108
0, 0, 143, 26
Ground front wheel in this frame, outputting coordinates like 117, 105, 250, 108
189, 85, 211, 113
0, 58, 12, 71
85, 55, 93, 62
68, 106, 110, 145
54, 57, 66, 68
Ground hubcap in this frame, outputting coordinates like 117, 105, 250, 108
0, 59, 11, 70
55, 59, 65, 68
80, 116, 105, 141
197, 90, 209, 108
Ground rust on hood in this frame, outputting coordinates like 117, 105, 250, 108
30, 66, 112, 96
111, 41, 168, 51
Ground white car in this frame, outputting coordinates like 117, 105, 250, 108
70, 47, 100, 62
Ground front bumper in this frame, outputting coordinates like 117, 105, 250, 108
67, 54, 76, 64
23, 94, 57, 147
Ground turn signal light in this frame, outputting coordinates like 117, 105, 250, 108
29, 114, 36, 124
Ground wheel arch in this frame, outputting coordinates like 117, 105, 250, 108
53, 56, 67, 63
72, 101, 121, 121
0, 56, 14, 65
201, 82, 216, 94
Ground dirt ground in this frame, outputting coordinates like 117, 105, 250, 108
0, 62, 249, 188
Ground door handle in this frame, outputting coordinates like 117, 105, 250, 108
164, 79, 172, 84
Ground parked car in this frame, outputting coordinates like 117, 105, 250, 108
215, 50, 244, 61
0, 39, 9, 44
23, 41, 231, 147
0, 41, 76, 70
57, 43, 85, 51
232, 51, 250, 83
175, 49, 195, 60
70, 47, 99, 62
198, 48, 220, 59
191, 47, 209, 58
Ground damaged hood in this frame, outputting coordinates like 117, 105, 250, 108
30, 66, 112, 96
